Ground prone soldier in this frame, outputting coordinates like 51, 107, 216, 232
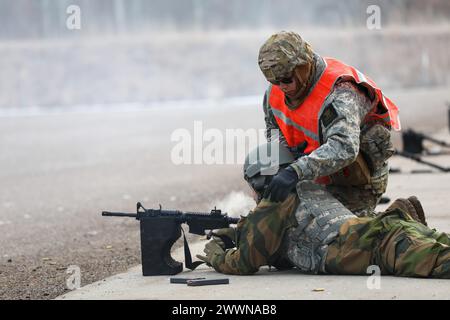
197, 143, 450, 278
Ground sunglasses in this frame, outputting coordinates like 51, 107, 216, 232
269, 76, 294, 85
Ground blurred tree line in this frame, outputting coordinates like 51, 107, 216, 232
0, 0, 449, 40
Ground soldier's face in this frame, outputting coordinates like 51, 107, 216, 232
277, 63, 311, 97
279, 78, 298, 96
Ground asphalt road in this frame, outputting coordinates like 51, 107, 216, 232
1, 85, 449, 299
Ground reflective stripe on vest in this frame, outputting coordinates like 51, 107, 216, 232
268, 57, 401, 155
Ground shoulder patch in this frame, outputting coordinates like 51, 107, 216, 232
321, 104, 338, 128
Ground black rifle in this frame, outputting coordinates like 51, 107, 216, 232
102, 202, 239, 276
395, 149, 449, 172
402, 129, 450, 154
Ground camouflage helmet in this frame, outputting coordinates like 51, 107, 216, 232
258, 31, 314, 83
244, 142, 295, 193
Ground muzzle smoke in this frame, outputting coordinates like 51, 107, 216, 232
211, 191, 255, 218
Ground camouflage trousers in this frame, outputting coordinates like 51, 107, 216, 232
325, 208, 450, 278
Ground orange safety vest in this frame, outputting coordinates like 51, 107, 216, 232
268, 57, 400, 185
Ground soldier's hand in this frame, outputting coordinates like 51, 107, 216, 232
360, 124, 395, 166
209, 227, 236, 249
263, 166, 299, 202
196, 240, 225, 267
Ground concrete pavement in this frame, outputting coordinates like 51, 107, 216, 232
56, 241, 450, 300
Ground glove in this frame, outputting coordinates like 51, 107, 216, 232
360, 124, 395, 168
208, 227, 236, 249
263, 166, 299, 203
196, 240, 225, 267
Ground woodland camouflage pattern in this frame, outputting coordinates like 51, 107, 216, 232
207, 198, 450, 278
208, 194, 299, 275
326, 208, 450, 278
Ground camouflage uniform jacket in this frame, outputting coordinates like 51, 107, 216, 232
263, 54, 392, 194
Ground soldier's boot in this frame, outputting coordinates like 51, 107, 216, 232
386, 198, 423, 225
407, 196, 428, 226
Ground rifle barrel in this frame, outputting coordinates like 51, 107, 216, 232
421, 134, 450, 148
396, 151, 449, 172
102, 211, 137, 218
